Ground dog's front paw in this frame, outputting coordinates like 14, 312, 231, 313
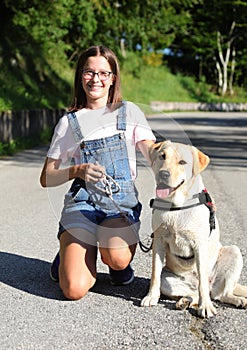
141, 293, 160, 307
198, 301, 217, 318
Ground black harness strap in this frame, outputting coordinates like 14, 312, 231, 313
202, 190, 216, 232
150, 189, 216, 234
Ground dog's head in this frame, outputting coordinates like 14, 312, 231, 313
149, 141, 210, 199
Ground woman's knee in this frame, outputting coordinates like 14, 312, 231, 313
100, 244, 137, 270
104, 256, 129, 270
60, 276, 96, 300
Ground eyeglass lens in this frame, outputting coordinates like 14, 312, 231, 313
82, 70, 112, 81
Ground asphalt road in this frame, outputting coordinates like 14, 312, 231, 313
1, 112, 247, 350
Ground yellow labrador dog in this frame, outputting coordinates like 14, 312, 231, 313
141, 141, 247, 317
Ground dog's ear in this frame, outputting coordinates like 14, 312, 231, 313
192, 146, 210, 174
149, 141, 171, 165
149, 142, 162, 166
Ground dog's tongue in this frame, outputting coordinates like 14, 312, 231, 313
156, 186, 171, 199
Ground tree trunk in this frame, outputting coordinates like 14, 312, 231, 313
120, 38, 126, 58
216, 22, 236, 96
229, 46, 236, 96
215, 58, 223, 94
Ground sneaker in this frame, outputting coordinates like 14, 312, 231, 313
109, 265, 135, 286
49, 252, 60, 282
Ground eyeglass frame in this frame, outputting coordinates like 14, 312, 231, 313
81, 69, 114, 81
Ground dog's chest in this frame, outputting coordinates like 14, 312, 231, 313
153, 210, 208, 257
157, 215, 196, 259
154, 209, 189, 229
152, 207, 209, 243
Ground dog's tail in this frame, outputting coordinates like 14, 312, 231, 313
234, 283, 247, 298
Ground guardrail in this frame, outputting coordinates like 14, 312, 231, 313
0, 109, 65, 143
150, 101, 247, 112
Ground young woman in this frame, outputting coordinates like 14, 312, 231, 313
40, 45, 155, 300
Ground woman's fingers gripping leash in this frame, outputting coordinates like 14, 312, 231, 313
85, 163, 105, 183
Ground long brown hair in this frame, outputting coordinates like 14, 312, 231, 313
69, 46, 122, 111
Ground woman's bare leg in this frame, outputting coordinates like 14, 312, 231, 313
97, 217, 137, 270
59, 229, 97, 300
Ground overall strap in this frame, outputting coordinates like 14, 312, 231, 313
117, 101, 127, 131
67, 112, 83, 144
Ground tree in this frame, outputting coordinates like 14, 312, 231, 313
181, 0, 247, 95
0, 0, 98, 109
91, 0, 200, 54
1, 0, 246, 110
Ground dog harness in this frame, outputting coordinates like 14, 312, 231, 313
150, 189, 216, 234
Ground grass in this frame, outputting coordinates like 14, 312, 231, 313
1, 56, 246, 112
0, 45, 72, 112
121, 66, 195, 104
121, 64, 247, 105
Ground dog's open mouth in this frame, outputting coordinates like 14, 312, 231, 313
156, 180, 184, 199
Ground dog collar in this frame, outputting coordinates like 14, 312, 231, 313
150, 189, 216, 233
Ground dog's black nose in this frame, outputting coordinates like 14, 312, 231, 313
159, 170, 170, 180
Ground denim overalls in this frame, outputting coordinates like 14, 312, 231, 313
58, 102, 141, 237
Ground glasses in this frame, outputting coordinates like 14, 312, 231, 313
82, 70, 113, 81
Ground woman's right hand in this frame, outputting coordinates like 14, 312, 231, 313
77, 163, 105, 183
40, 157, 105, 187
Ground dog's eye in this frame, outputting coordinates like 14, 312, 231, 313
179, 160, 187, 165
159, 153, 166, 160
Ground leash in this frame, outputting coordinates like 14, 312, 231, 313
94, 173, 121, 196
138, 233, 153, 253
94, 174, 153, 252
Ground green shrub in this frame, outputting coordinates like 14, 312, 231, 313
142, 52, 163, 67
